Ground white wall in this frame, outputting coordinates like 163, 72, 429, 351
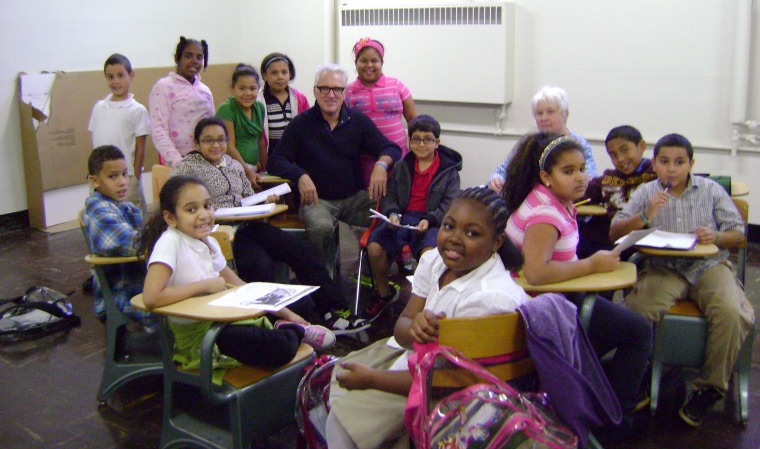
0, 0, 243, 218
3, 0, 760, 221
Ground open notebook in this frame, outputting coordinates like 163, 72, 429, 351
615, 229, 697, 251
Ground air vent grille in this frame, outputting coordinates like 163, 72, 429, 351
341, 6, 502, 27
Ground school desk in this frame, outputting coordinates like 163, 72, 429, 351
131, 286, 264, 321
576, 204, 607, 216
515, 262, 637, 329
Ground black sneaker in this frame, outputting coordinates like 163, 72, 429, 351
679, 386, 725, 427
324, 309, 370, 335
364, 285, 400, 319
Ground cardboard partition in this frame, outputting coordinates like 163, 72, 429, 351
18, 63, 237, 229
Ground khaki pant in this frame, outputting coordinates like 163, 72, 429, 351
328, 339, 410, 449
624, 262, 754, 390
126, 176, 147, 216
298, 190, 373, 264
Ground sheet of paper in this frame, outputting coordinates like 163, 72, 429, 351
215, 203, 275, 218
241, 182, 291, 207
615, 229, 697, 250
613, 228, 656, 252
208, 282, 319, 311
369, 209, 420, 230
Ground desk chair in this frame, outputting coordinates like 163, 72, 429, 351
79, 211, 162, 403
353, 200, 383, 317
436, 313, 604, 449
641, 198, 754, 424
151, 164, 172, 206
154, 314, 315, 449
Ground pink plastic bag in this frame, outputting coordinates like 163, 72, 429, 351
405, 341, 578, 449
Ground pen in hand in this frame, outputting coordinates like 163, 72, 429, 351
663, 182, 672, 195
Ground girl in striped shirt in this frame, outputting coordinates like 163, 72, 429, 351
503, 132, 652, 443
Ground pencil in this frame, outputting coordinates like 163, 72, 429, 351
573, 198, 591, 207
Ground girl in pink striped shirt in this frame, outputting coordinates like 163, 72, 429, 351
346, 37, 417, 188
503, 132, 652, 443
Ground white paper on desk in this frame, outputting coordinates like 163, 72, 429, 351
369, 209, 419, 230
615, 229, 697, 251
209, 282, 319, 311
613, 228, 656, 252
215, 203, 275, 218
241, 183, 291, 207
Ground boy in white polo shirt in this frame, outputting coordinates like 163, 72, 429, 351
88, 53, 151, 214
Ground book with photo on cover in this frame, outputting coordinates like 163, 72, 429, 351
615, 229, 697, 251
208, 282, 319, 311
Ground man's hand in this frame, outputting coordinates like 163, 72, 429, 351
298, 174, 319, 206
368, 165, 388, 200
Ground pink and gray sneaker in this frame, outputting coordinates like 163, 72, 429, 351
275, 320, 336, 350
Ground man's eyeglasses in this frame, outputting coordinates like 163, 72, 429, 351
200, 137, 227, 146
410, 136, 437, 145
315, 86, 346, 95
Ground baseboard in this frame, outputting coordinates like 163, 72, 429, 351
0, 210, 30, 234
748, 224, 760, 244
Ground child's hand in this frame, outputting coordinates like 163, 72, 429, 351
589, 250, 620, 273
336, 362, 376, 390
205, 277, 227, 294
644, 192, 669, 221
488, 177, 504, 193
409, 310, 445, 343
245, 164, 262, 190
265, 194, 280, 204
694, 226, 717, 245
389, 214, 401, 227
416, 219, 429, 234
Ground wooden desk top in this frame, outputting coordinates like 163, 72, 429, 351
130, 286, 265, 321
216, 203, 288, 222
260, 174, 289, 184
576, 204, 607, 216
731, 181, 749, 197
637, 243, 719, 257
515, 261, 637, 293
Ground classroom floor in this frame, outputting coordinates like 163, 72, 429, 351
0, 223, 759, 449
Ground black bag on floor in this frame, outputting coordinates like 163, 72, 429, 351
0, 287, 80, 341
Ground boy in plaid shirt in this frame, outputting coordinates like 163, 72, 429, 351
82, 145, 157, 329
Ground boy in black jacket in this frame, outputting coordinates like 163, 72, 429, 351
365, 115, 462, 318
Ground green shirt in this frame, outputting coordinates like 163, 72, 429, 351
216, 96, 265, 165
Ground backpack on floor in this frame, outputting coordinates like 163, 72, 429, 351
295, 354, 339, 449
0, 287, 80, 341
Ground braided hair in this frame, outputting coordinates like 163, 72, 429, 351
456, 187, 523, 271
174, 36, 209, 70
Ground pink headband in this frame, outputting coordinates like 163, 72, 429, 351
353, 37, 384, 60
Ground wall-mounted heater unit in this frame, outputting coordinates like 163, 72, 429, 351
337, 1, 515, 105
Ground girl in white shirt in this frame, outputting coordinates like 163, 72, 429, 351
140, 175, 334, 374
325, 187, 531, 449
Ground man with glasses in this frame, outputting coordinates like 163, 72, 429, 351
268, 63, 401, 274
